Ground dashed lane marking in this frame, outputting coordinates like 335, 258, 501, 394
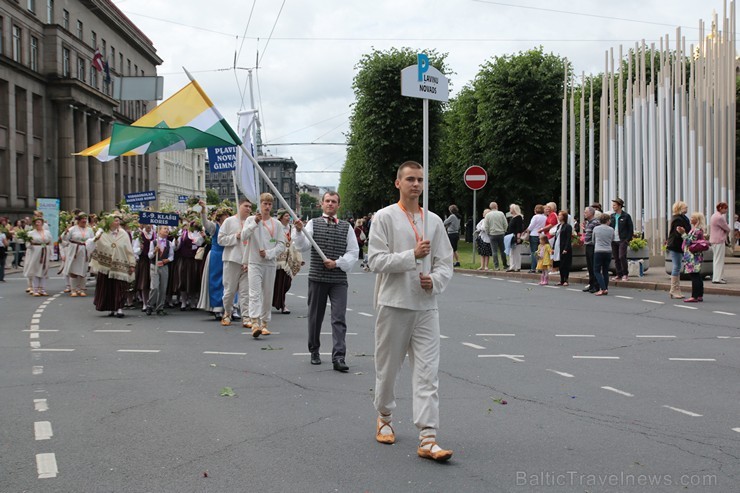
30, 333, 39, 339
491, 277, 504, 281
642, 299, 664, 304
296, 295, 307, 299
358, 312, 373, 317
117, 349, 161, 353
346, 308, 353, 311
572, 356, 620, 360
662, 405, 702, 417
601, 386, 634, 397
203, 351, 247, 356
462, 274, 473, 277
440, 335, 449, 339
240, 332, 281, 335
36, 453, 58, 479
34, 421, 53, 440
462, 342, 486, 350
321, 332, 358, 335
566, 288, 581, 292
527, 282, 540, 286
286, 292, 295, 296
615, 295, 634, 299
508, 280, 522, 284
167, 330, 205, 334
478, 354, 525, 362
31, 348, 75, 352
476, 333, 515, 337
293, 352, 331, 356
23, 329, 58, 332
34, 399, 48, 412
668, 358, 716, 362
717, 336, 740, 339
713, 311, 736, 316
32, 366, 43, 375
543, 285, 559, 289
636, 335, 676, 338
675, 304, 698, 310
476, 275, 488, 279
556, 334, 595, 338
546, 369, 574, 378
732, 428, 740, 433
30, 341, 41, 349
94, 329, 131, 333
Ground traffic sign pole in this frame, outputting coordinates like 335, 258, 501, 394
463, 165, 488, 268
472, 189, 477, 266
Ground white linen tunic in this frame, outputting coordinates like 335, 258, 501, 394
62, 226, 95, 277
25, 230, 53, 278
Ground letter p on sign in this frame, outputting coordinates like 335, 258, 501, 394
417, 53, 429, 81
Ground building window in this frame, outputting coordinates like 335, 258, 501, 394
77, 57, 85, 81
0, 17, 4, 56
127, 59, 131, 76
134, 64, 138, 76
12, 25, 21, 63
46, 0, 53, 23
110, 46, 115, 69
76, 20, 82, 39
28, 0, 36, 13
30, 36, 38, 71
62, 9, 69, 30
62, 48, 70, 77
91, 31, 96, 48
119, 53, 123, 73
90, 65, 97, 88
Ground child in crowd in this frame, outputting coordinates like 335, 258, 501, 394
536, 235, 552, 285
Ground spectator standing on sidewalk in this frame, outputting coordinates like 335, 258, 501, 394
582, 207, 600, 293
709, 202, 730, 284
681, 212, 707, 303
666, 201, 691, 299
484, 202, 508, 271
610, 198, 634, 281
444, 205, 461, 267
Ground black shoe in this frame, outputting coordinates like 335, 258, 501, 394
589, 288, 598, 293
214, 313, 222, 320
333, 359, 349, 372
582, 285, 591, 292
453, 262, 460, 267
115, 312, 124, 318
145, 307, 153, 316
310, 352, 321, 365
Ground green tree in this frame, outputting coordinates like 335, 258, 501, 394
206, 188, 221, 205
339, 48, 449, 215
300, 192, 318, 210
473, 47, 567, 214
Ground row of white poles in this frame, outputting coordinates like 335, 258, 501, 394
562, 1, 736, 254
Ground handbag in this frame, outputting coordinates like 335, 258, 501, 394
688, 239, 709, 254
194, 246, 206, 260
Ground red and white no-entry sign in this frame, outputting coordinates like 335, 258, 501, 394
464, 165, 488, 191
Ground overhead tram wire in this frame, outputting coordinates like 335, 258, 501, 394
235, 0, 258, 67
257, 0, 287, 68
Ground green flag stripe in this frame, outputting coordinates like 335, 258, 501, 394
109, 120, 241, 156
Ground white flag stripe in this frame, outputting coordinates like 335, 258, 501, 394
236, 110, 259, 203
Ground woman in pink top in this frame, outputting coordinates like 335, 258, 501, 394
709, 202, 730, 284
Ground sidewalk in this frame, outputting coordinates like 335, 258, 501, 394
457, 256, 740, 297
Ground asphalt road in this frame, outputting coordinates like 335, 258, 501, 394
1, 268, 739, 493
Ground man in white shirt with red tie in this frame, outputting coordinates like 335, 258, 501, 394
293, 191, 358, 371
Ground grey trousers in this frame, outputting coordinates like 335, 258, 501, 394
307, 280, 348, 362
148, 264, 169, 312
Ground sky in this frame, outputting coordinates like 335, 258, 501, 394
113, 0, 733, 189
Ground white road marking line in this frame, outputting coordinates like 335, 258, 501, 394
94, 329, 132, 333
642, 299, 664, 304
358, 312, 373, 317
556, 334, 595, 338
662, 405, 702, 417
732, 428, 740, 433
293, 352, 331, 356
296, 295, 307, 299
240, 332, 281, 335
30, 333, 39, 339
615, 295, 634, 299
713, 311, 736, 316
34, 421, 53, 440
636, 335, 676, 338
346, 308, 353, 311
31, 348, 75, 352
34, 389, 46, 393
167, 330, 205, 334
321, 332, 359, 336
203, 351, 246, 356
34, 399, 49, 412
717, 336, 740, 339
476, 333, 515, 337
32, 366, 43, 375
36, 453, 58, 479
543, 285, 559, 289
286, 292, 295, 296
546, 369, 574, 378
668, 358, 716, 362
462, 274, 473, 277
508, 280, 522, 284
23, 329, 58, 332
601, 386, 634, 397
30, 341, 41, 349
675, 304, 698, 310
491, 277, 504, 281
117, 349, 161, 353
462, 342, 486, 350
566, 288, 581, 292
439, 335, 449, 339
476, 275, 488, 279
572, 356, 620, 360
527, 282, 540, 286
478, 354, 525, 362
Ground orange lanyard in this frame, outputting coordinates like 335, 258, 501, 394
397, 201, 423, 242
262, 217, 275, 239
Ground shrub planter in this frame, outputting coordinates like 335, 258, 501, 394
664, 250, 714, 280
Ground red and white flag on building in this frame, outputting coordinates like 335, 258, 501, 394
92, 48, 104, 72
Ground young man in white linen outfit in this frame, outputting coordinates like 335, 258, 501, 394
368, 160, 455, 462
241, 193, 286, 338
218, 198, 252, 327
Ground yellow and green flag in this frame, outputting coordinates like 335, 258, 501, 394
76, 80, 240, 162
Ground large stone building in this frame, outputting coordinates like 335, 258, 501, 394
156, 149, 206, 210
0, 0, 162, 216
205, 154, 298, 211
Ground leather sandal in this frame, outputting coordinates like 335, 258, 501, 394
376, 417, 395, 444
417, 436, 453, 462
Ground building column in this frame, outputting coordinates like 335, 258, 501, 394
74, 109, 90, 212
88, 116, 103, 214
58, 103, 76, 211
101, 120, 115, 211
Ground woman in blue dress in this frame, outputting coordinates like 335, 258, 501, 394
197, 204, 233, 319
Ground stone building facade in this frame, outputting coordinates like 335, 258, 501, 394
0, 0, 161, 217
156, 149, 206, 211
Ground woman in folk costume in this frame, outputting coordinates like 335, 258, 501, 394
61, 213, 94, 297
90, 214, 136, 318
175, 219, 205, 310
272, 210, 302, 314
25, 217, 53, 296
133, 223, 155, 312
197, 203, 232, 320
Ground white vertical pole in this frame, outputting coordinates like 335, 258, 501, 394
569, 80, 576, 214
579, 72, 586, 220
589, 78, 595, 205
561, 61, 568, 210
422, 98, 430, 274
